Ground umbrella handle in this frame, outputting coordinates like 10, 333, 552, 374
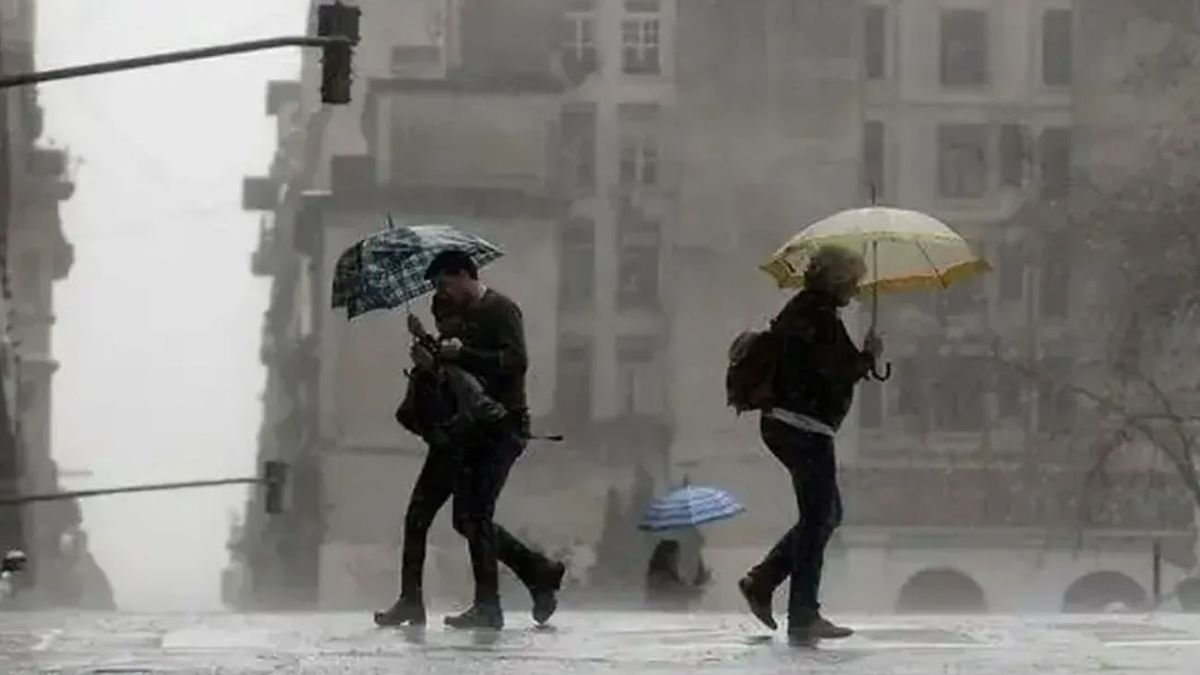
870, 360, 892, 382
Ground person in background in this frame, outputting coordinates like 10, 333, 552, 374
0, 549, 27, 606
645, 539, 709, 611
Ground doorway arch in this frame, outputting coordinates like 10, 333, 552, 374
1062, 571, 1146, 612
896, 568, 987, 613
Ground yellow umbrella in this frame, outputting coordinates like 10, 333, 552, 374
761, 207, 990, 379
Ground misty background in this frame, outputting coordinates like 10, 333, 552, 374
37, 0, 306, 610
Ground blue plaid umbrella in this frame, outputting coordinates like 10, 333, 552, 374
332, 222, 504, 319
638, 485, 746, 532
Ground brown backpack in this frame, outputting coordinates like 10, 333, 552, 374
726, 327, 780, 414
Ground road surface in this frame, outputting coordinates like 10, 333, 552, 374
2, 610, 1198, 673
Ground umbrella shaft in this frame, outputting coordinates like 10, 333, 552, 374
871, 240, 880, 330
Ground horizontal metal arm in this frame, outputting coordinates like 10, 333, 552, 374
0, 477, 271, 506
0, 36, 354, 89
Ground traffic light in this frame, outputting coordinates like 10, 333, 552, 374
263, 460, 289, 515
317, 2, 361, 104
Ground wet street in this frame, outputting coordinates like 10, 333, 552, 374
1, 610, 1199, 673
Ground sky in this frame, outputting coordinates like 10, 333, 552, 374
36, 0, 308, 610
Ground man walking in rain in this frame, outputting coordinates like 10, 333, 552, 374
736, 245, 883, 645
417, 250, 565, 630
375, 292, 506, 628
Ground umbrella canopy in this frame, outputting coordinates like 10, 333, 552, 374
332, 223, 504, 319
638, 485, 746, 533
761, 207, 989, 295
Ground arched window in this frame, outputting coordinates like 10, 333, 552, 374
1063, 571, 1146, 613
896, 568, 987, 613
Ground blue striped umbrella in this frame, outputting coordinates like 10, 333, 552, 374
638, 485, 746, 532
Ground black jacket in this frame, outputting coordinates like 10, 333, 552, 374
453, 289, 528, 415
770, 290, 873, 431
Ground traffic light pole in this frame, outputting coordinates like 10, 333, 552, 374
0, 477, 265, 505
0, 461, 289, 513
0, 36, 353, 90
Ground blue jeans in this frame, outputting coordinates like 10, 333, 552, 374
746, 416, 843, 621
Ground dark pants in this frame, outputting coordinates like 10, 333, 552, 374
747, 416, 843, 622
399, 445, 460, 601
451, 422, 550, 605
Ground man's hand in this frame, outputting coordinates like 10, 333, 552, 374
863, 330, 885, 359
439, 337, 463, 360
407, 313, 428, 339
411, 343, 435, 369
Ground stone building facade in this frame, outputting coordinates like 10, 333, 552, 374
231, 0, 1195, 612
0, 0, 112, 609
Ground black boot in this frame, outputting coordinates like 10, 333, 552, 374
374, 595, 426, 627
529, 560, 566, 625
444, 602, 504, 630
811, 612, 853, 639
738, 575, 778, 630
786, 607, 821, 647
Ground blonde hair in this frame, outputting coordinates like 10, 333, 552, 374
802, 245, 867, 291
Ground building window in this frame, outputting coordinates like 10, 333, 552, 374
1042, 9, 1073, 87
622, 1, 662, 75
620, 137, 658, 187
940, 9, 988, 86
894, 357, 928, 434
559, 219, 595, 309
860, 379, 883, 429
863, 120, 885, 200
561, 105, 597, 193
562, 7, 598, 80
1040, 127, 1072, 199
996, 362, 1023, 420
618, 104, 661, 188
1039, 231, 1070, 319
997, 240, 1024, 303
556, 340, 593, 428
617, 335, 663, 417
896, 357, 924, 417
390, 45, 441, 74
617, 213, 661, 310
864, 5, 887, 80
937, 124, 988, 198
18, 251, 42, 292
937, 276, 985, 317
932, 356, 986, 432
999, 124, 1028, 188
1037, 357, 1075, 433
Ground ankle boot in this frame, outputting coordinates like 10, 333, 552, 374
738, 575, 778, 630
374, 594, 426, 627
444, 602, 504, 630
529, 560, 566, 625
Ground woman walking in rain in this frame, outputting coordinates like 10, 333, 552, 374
735, 245, 883, 645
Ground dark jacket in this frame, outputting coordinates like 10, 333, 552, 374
770, 290, 873, 431
453, 289, 529, 415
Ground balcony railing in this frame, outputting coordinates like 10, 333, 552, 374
27, 148, 66, 178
